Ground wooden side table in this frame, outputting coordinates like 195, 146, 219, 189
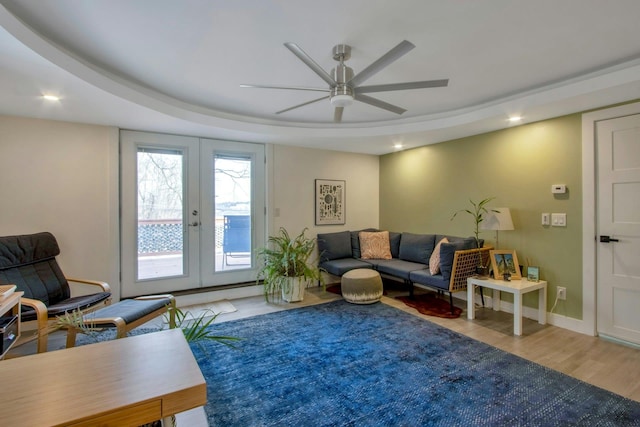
467, 277, 547, 335
0, 290, 23, 359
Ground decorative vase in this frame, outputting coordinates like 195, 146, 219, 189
282, 277, 306, 302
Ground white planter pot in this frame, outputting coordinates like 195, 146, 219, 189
282, 277, 306, 302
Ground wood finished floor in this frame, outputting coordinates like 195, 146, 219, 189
10, 285, 640, 406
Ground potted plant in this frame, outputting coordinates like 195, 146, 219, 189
257, 227, 323, 302
451, 197, 497, 275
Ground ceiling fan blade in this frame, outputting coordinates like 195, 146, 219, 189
355, 94, 406, 115
334, 107, 344, 123
348, 40, 415, 87
240, 84, 329, 93
284, 43, 336, 87
356, 79, 449, 94
276, 95, 329, 115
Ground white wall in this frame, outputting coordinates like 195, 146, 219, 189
0, 116, 379, 301
269, 143, 379, 243
0, 116, 120, 300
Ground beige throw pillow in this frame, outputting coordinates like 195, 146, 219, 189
359, 231, 392, 260
429, 237, 449, 275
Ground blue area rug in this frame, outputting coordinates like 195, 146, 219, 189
190, 300, 640, 426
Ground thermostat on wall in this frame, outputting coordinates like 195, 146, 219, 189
551, 184, 566, 194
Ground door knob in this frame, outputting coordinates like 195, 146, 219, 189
600, 235, 619, 243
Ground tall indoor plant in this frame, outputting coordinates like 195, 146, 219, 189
451, 197, 497, 248
257, 227, 322, 302
451, 197, 497, 274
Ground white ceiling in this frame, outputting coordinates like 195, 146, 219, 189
1, 0, 640, 154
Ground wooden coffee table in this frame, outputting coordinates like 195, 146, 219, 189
0, 328, 206, 426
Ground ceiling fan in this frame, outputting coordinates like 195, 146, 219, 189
240, 40, 449, 123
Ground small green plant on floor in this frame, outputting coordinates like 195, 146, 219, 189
57, 306, 241, 351
167, 307, 241, 351
55, 310, 101, 343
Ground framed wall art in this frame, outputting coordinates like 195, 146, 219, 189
315, 179, 345, 225
490, 249, 522, 280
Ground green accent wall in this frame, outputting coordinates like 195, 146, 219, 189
380, 114, 583, 318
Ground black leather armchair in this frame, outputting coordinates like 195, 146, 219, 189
0, 232, 112, 353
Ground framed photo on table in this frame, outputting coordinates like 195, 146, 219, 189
527, 266, 540, 282
315, 179, 345, 225
490, 249, 521, 280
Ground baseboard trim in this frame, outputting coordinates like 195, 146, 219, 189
175, 284, 264, 306
453, 291, 594, 337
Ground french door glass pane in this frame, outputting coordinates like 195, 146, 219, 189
215, 155, 252, 272
137, 148, 185, 280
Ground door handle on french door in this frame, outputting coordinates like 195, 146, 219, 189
600, 235, 619, 243
188, 221, 200, 227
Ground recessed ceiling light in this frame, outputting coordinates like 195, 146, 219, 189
508, 116, 522, 123
42, 94, 60, 101
393, 143, 403, 149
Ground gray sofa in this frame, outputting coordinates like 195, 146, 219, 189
317, 229, 491, 312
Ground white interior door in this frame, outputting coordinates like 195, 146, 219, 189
596, 113, 640, 344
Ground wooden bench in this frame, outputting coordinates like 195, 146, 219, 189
65, 294, 176, 348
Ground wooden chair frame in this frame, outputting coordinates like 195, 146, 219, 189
19, 278, 112, 353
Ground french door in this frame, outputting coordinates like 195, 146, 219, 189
120, 130, 265, 298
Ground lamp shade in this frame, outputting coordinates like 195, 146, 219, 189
480, 208, 514, 231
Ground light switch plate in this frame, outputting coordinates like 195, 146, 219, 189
542, 213, 550, 225
551, 213, 567, 227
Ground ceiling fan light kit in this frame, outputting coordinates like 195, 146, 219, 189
241, 40, 449, 123
330, 94, 353, 107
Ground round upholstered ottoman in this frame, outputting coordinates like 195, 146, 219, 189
341, 269, 383, 304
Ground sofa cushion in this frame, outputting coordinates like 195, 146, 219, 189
436, 234, 484, 249
429, 237, 449, 275
398, 233, 436, 264
376, 259, 428, 280
389, 232, 401, 258
351, 228, 378, 258
440, 238, 477, 282
319, 258, 373, 276
359, 231, 392, 260
409, 269, 449, 291
317, 231, 352, 262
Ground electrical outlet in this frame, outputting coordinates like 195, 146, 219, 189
557, 286, 566, 300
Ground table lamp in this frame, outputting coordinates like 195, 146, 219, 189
480, 207, 514, 248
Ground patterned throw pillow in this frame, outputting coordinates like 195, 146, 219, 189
359, 231, 392, 260
429, 237, 449, 275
